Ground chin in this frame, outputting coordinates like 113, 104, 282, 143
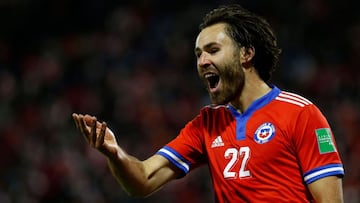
208, 89, 231, 105
210, 97, 228, 105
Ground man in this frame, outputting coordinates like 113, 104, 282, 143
72, 4, 344, 202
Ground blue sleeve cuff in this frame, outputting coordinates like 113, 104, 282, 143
156, 146, 191, 177
303, 164, 344, 184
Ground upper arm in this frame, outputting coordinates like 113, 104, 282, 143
139, 113, 206, 196
291, 105, 344, 202
293, 105, 344, 184
308, 176, 344, 203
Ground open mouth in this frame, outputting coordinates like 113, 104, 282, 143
205, 73, 220, 90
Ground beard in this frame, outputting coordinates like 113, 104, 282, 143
206, 58, 245, 105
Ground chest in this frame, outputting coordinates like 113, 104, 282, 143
204, 114, 296, 179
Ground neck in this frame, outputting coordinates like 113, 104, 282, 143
230, 73, 271, 113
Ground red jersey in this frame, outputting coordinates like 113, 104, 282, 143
156, 86, 344, 202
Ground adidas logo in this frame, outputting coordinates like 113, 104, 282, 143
211, 136, 224, 148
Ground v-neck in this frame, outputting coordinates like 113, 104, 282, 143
228, 85, 281, 140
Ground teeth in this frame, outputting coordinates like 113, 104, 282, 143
205, 73, 216, 79
204, 73, 219, 89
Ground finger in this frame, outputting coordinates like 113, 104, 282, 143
90, 118, 97, 147
96, 122, 107, 148
73, 113, 86, 139
72, 113, 80, 130
79, 114, 90, 142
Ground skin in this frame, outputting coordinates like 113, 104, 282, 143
72, 22, 344, 202
194, 23, 271, 112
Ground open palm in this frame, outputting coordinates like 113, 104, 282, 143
73, 113, 120, 157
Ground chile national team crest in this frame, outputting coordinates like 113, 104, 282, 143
254, 122, 275, 144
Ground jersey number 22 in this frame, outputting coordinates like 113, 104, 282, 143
223, 147, 251, 179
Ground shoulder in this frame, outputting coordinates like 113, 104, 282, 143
272, 90, 328, 126
188, 104, 233, 126
274, 90, 313, 108
269, 90, 323, 123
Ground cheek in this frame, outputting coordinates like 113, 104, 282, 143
197, 67, 204, 81
222, 63, 244, 89
223, 60, 244, 80
196, 65, 201, 74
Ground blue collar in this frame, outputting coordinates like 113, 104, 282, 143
228, 85, 281, 140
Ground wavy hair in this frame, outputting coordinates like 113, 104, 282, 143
199, 4, 281, 82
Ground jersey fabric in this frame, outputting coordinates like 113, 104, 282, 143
156, 86, 344, 203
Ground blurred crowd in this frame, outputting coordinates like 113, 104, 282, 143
0, 0, 359, 202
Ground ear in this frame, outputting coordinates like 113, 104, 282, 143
239, 46, 255, 64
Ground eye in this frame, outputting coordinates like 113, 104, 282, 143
194, 50, 202, 58
209, 47, 219, 54
195, 52, 201, 58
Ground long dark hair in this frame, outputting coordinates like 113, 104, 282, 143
199, 4, 281, 82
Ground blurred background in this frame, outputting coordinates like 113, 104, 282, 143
0, 0, 359, 202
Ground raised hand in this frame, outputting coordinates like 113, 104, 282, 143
72, 113, 119, 157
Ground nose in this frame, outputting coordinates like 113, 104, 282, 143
197, 52, 211, 68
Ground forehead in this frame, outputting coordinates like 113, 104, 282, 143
195, 23, 231, 49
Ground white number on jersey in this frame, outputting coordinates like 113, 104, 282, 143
223, 147, 251, 179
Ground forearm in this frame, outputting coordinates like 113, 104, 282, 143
72, 113, 176, 197
105, 147, 178, 197
106, 149, 154, 197
308, 176, 344, 203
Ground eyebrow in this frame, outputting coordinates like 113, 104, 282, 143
194, 42, 219, 54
